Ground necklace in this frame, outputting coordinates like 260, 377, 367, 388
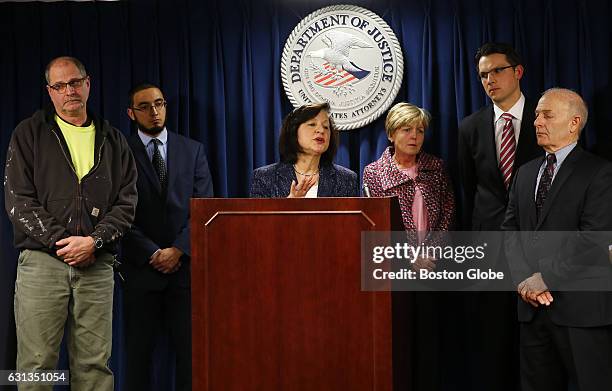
293, 165, 319, 177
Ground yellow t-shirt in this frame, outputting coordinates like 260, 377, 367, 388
55, 115, 95, 181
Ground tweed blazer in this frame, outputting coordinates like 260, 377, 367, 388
363, 147, 455, 232
250, 161, 359, 198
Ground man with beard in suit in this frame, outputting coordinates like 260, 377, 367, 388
122, 83, 213, 391
457, 43, 542, 390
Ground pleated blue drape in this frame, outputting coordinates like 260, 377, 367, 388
2, 0, 612, 390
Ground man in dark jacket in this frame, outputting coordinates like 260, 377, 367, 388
121, 83, 213, 391
456, 43, 542, 391
503, 88, 612, 391
4, 56, 137, 390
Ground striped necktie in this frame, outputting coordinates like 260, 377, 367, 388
499, 113, 516, 189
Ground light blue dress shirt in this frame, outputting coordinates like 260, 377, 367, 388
138, 128, 168, 163
534, 141, 577, 200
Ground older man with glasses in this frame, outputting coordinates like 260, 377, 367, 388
4, 55, 137, 390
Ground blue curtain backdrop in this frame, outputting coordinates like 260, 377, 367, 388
1, 0, 612, 390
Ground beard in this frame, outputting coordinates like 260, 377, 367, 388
134, 118, 165, 136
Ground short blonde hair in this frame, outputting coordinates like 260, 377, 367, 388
385, 102, 431, 139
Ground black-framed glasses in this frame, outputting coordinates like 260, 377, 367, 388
479, 65, 516, 80
48, 77, 88, 93
132, 100, 167, 113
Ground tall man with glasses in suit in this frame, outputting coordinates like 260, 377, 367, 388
122, 83, 213, 391
457, 43, 543, 390
459, 42, 542, 232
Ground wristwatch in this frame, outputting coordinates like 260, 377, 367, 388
91, 234, 104, 249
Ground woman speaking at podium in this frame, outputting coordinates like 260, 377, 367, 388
250, 102, 358, 198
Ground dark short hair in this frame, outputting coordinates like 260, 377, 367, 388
279, 102, 338, 165
474, 42, 523, 71
45, 56, 87, 83
128, 82, 163, 107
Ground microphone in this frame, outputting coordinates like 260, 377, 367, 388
363, 182, 371, 197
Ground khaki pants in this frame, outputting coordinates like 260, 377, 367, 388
14, 249, 114, 391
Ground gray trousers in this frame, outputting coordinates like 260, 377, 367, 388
14, 249, 114, 391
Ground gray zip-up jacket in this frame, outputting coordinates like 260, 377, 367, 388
4, 107, 137, 253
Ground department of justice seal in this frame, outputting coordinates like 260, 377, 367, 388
281, 5, 404, 130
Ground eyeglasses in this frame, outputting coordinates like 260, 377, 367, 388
479, 65, 515, 80
132, 100, 167, 113
48, 77, 88, 93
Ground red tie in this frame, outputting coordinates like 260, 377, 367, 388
499, 113, 516, 189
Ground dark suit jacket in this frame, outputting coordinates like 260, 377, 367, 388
502, 146, 612, 326
122, 131, 213, 286
458, 99, 542, 230
249, 161, 359, 197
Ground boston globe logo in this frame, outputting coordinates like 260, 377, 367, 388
281, 5, 404, 130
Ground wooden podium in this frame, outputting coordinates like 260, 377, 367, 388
190, 197, 403, 390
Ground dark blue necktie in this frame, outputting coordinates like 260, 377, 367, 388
151, 139, 167, 191
535, 153, 556, 218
